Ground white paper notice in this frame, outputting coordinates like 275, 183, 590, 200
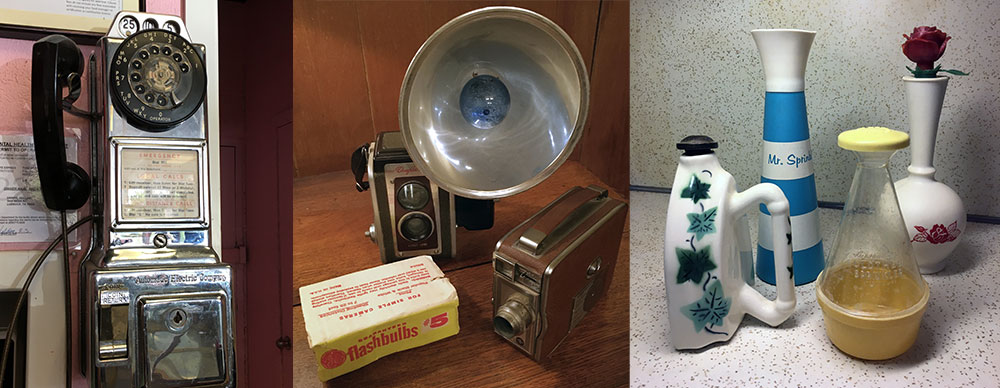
121, 148, 200, 220
0, 135, 79, 244
5, 0, 122, 20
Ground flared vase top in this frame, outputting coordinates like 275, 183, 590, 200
751, 29, 816, 93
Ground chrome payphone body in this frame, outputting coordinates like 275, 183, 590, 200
78, 12, 235, 387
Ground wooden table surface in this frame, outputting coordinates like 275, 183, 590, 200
292, 161, 630, 387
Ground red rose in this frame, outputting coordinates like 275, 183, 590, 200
902, 26, 951, 70
925, 224, 954, 244
912, 221, 961, 244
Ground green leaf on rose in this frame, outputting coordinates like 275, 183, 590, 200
907, 64, 968, 78
939, 68, 969, 76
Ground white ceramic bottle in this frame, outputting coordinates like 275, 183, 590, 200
895, 76, 966, 274
664, 135, 796, 349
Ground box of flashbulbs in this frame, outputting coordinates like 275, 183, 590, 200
299, 255, 460, 381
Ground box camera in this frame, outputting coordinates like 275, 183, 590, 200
353, 131, 457, 263
491, 185, 627, 361
352, 131, 496, 263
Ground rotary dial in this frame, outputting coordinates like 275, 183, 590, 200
110, 29, 206, 131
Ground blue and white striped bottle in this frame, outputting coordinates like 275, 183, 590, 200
751, 29, 823, 285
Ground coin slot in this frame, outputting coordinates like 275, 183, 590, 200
119, 15, 139, 36
163, 21, 181, 34
141, 19, 158, 31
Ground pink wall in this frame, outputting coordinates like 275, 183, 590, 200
0, 0, 182, 130
146, 0, 184, 18
0, 38, 94, 133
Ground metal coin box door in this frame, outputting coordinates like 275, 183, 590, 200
79, 12, 234, 387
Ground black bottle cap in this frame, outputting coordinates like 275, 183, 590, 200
677, 135, 718, 156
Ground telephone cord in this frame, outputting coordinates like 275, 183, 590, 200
61, 211, 71, 388
0, 214, 94, 387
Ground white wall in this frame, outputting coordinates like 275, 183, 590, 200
631, 0, 1000, 216
186, 0, 222, 256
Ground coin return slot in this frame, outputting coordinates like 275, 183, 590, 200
97, 303, 129, 361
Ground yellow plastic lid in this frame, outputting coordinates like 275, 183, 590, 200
838, 127, 909, 152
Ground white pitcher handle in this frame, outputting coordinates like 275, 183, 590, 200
728, 183, 796, 326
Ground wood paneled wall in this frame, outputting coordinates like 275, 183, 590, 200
292, 0, 628, 194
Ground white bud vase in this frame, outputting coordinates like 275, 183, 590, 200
895, 76, 966, 274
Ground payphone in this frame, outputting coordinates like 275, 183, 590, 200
2, 12, 236, 388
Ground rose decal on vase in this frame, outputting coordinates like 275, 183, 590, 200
911, 221, 961, 245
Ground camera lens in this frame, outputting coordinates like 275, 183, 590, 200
399, 213, 433, 242
494, 296, 533, 339
493, 316, 516, 338
397, 182, 430, 210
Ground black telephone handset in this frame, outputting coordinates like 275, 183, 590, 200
31, 35, 91, 211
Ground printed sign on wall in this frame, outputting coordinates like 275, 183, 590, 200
0, 134, 79, 245
0, 0, 140, 34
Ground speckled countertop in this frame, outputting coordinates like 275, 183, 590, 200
630, 191, 1000, 387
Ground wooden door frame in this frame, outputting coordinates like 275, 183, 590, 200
218, 0, 293, 386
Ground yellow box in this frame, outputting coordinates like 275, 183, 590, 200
299, 256, 460, 381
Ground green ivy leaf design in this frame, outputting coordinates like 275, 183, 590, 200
682, 279, 731, 333
679, 175, 711, 204
675, 245, 716, 284
686, 206, 717, 241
